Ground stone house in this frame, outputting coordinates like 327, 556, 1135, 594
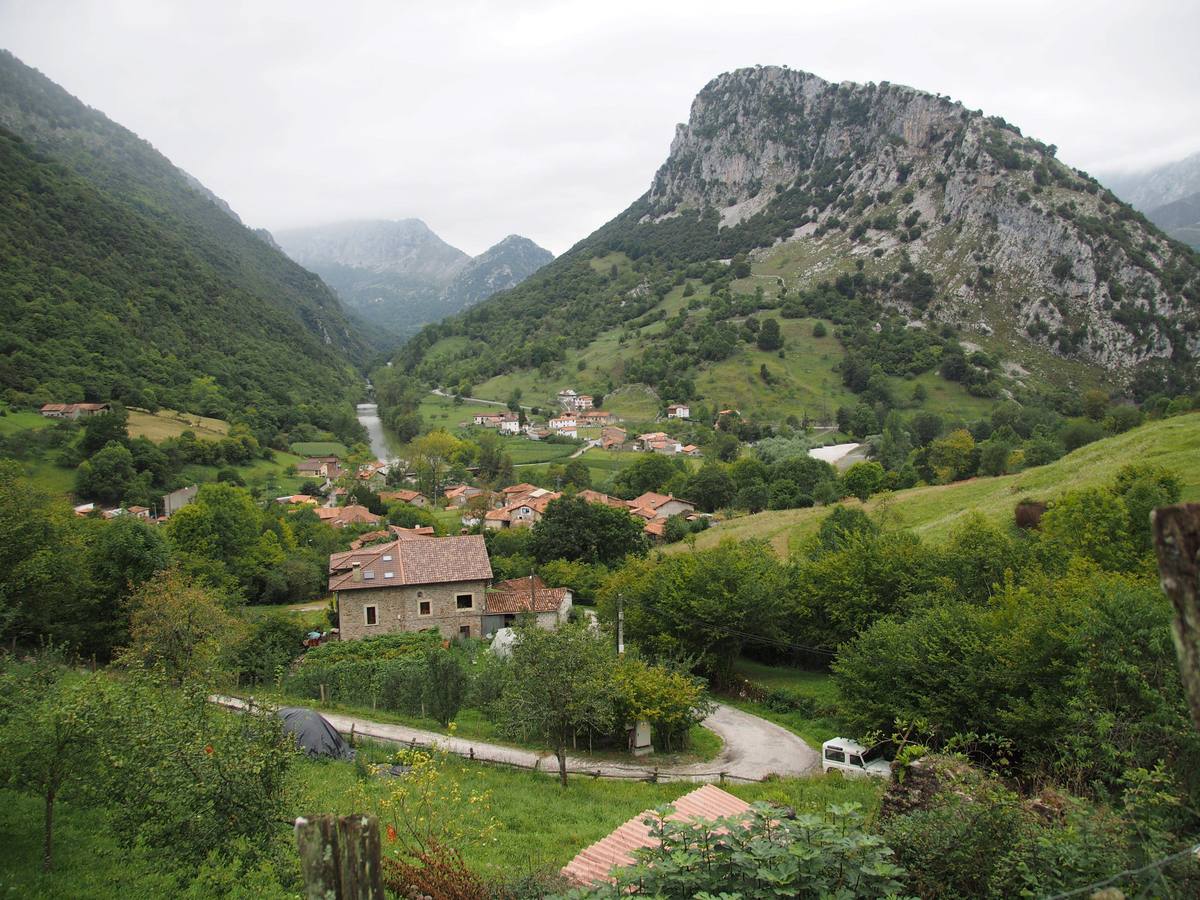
162, 485, 198, 517
665, 403, 690, 419
297, 456, 342, 480
600, 426, 627, 449
330, 534, 494, 640
40, 402, 110, 419
627, 491, 695, 520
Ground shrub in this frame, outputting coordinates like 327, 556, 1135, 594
567, 802, 906, 898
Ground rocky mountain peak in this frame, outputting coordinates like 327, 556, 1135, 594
638, 65, 1200, 374
276, 218, 469, 280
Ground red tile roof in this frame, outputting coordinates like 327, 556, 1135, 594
628, 492, 672, 510
486, 576, 570, 614
577, 490, 628, 508
560, 785, 750, 885
329, 534, 492, 591
315, 504, 381, 528
502, 483, 538, 495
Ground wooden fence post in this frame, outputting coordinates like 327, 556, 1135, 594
1152, 503, 1200, 732
295, 813, 385, 900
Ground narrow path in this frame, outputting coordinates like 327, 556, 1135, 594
430, 387, 533, 412
213, 697, 817, 782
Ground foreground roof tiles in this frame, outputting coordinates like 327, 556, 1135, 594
560, 785, 750, 885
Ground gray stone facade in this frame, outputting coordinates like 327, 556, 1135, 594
337, 577, 489, 641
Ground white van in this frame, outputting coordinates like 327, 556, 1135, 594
821, 737, 892, 779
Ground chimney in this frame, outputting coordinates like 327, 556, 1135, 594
529, 573, 535, 610
352, 561, 363, 583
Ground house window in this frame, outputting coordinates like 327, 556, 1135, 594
419, 600, 431, 616
459, 625, 471, 638
364, 605, 378, 626
456, 594, 473, 610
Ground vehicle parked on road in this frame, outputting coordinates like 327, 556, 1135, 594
821, 737, 892, 779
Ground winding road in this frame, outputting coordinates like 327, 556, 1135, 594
214, 697, 818, 783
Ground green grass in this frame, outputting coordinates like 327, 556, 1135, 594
181, 450, 309, 499
0, 744, 881, 896
602, 384, 661, 420
21, 459, 77, 496
729, 661, 846, 748
697, 318, 858, 424
0, 792, 184, 898
125, 408, 229, 442
431, 507, 465, 534
292, 744, 883, 877
676, 413, 1200, 557
257, 694, 722, 765
416, 393, 503, 429
503, 439, 578, 466
241, 598, 332, 631
289, 441, 348, 457
0, 410, 54, 435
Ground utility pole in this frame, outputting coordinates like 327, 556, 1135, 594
617, 595, 625, 655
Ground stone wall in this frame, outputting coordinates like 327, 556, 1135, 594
336, 578, 488, 641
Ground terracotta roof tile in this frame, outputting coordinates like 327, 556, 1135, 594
329, 534, 491, 591
486, 576, 570, 613
560, 785, 750, 885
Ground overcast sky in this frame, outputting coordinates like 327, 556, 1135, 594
1, 0, 1197, 255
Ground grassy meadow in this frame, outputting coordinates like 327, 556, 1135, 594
675, 412, 1200, 557
126, 408, 230, 441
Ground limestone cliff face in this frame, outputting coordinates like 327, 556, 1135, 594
644, 66, 1200, 373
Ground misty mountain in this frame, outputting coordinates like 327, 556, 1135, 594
1101, 151, 1200, 249
275, 220, 553, 336
399, 66, 1200, 405
0, 49, 368, 432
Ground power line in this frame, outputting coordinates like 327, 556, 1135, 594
1043, 841, 1200, 900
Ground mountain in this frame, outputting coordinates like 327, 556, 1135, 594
1102, 151, 1200, 211
1102, 151, 1200, 250
398, 66, 1200, 415
1143, 192, 1200, 250
446, 235, 556, 310
0, 50, 368, 438
275, 220, 553, 336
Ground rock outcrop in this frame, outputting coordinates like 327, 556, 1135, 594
642, 66, 1200, 374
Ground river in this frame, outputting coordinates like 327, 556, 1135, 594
356, 402, 397, 463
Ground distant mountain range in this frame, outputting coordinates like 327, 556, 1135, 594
0, 49, 368, 431
1102, 151, 1200, 249
275, 220, 553, 336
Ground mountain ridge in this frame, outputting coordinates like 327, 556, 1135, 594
275, 219, 553, 336
399, 65, 1200, 407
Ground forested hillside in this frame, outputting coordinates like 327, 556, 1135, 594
0, 50, 368, 441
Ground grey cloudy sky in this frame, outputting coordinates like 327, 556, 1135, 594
1, 0, 1196, 255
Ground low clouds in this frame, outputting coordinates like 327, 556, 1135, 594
2, 0, 1196, 254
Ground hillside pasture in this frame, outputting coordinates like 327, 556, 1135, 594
126, 408, 230, 441
674, 413, 1200, 557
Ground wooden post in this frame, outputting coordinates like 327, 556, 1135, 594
1152, 503, 1200, 732
320, 683, 327, 704
295, 814, 385, 900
